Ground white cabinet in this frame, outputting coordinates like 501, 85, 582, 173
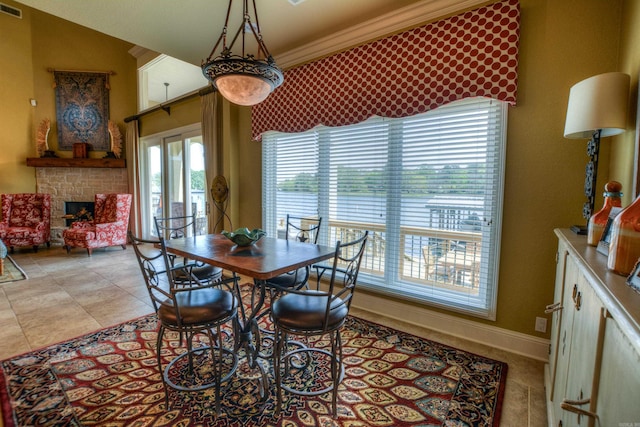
547, 247, 569, 398
596, 316, 640, 426
546, 229, 640, 427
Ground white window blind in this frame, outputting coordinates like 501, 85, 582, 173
263, 97, 507, 319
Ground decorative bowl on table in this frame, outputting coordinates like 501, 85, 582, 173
221, 228, 266, 246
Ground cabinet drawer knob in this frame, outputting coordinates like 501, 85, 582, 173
571, 284, 581, 310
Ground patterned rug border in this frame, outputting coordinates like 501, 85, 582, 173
0, 312, 508, 426
347, 315, 508, 426
0, 256, 27, 284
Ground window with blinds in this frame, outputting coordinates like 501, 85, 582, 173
263, 97, 507, 319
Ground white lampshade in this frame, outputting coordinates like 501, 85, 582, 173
564, 72, 630, 139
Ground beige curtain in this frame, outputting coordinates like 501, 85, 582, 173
201, 91, 227, 233
125, 119, 142, 237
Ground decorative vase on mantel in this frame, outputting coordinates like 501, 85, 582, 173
607, 193, 640, 275
587, 181, 622, 246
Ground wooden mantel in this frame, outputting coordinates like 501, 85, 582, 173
26, 157, 126, 168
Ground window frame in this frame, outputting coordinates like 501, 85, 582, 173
263, 97, 507, 319
139, 123, 208, 239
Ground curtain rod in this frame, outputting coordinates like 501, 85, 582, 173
47, 68, 116, 75
124, 86, 215, 123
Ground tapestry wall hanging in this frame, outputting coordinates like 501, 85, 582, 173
54, 71, 110, 151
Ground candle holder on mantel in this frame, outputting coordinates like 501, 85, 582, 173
587, 181, 622, 246
607, 193, 640, 275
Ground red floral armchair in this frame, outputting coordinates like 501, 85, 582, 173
63, 193, 132, 256
0, 193, 51, 253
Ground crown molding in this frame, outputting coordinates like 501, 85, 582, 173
276, 0, 492, 69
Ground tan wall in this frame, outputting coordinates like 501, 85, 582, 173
74, 0, 633, 337
257, 0, 626, 336
2, 0, 636, 338
488, 0, 623, 334
0, 0, 137, 195
612, 0, 640, 202
231, 0, 629, 337
0, 1, 36, 192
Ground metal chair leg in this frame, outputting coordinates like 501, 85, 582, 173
156, 326, 170, 408
331, 330, 342, 416
274, 326, 284, 417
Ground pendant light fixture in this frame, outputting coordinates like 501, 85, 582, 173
201, 0, 284, 106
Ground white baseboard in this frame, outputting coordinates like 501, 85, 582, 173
353, 291, 550, 362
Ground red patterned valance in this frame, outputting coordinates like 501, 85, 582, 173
252, 0, 520, 141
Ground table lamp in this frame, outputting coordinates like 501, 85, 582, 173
563, 72, 630, 234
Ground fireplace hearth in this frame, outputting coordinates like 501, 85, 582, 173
64, 201, 95, 226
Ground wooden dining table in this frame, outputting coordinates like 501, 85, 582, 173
162, 233, 336, 397
163, 234, 335, 281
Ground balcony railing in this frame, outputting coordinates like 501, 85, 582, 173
326, 219, 482, 294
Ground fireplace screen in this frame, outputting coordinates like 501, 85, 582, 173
64, 201, 95, 226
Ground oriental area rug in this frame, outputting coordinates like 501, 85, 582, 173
0, 313, 507, 426
0, 256, 27, 284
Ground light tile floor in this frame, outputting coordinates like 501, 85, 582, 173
0, 244, 547, 426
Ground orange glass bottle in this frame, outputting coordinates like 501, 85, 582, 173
608, 193, 640, 275
587, 181, 622, 246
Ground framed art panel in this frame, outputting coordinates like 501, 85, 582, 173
54, 71, 110, 151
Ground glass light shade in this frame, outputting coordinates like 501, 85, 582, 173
564, 72, 630, 138
214, 75, 273, 107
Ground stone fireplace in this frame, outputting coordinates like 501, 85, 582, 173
63, 201, 95, 226
33, 165, 128, 244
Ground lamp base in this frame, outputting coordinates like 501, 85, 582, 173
571, 224, 588, 235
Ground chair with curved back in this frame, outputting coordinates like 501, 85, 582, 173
265, 215, 322, 291
256, 215, 322, 344
63, 193, 131, 256
128, 231, 239, 413
271, 231, 369, 416
154, 214, 223, 285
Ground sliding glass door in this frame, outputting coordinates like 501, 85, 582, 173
140, 124, 207, 238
